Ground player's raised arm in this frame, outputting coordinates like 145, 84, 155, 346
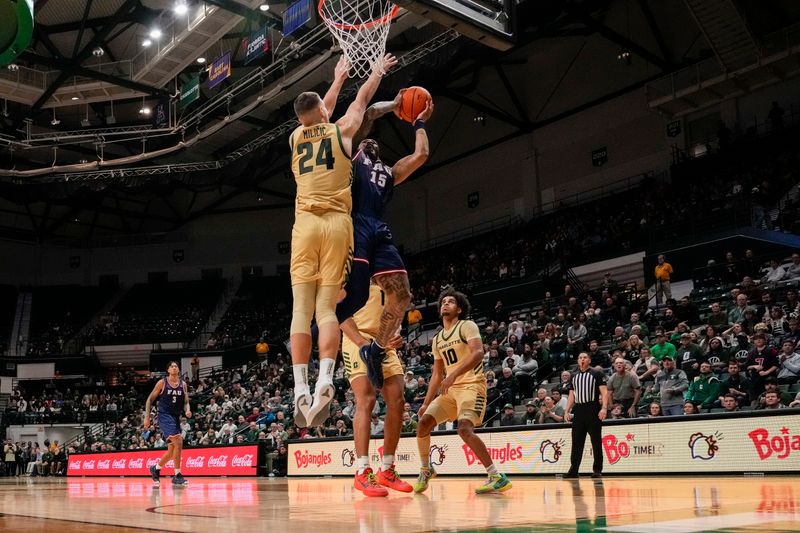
143, 379, 164, 428
322, 56, 350, 115
393, 101, 434, 185
337, 53, 398, 152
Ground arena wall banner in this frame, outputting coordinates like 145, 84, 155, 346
288, 410, 799, 476
68, 444, 259, 477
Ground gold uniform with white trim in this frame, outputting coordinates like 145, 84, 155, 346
425, 320, 487, 425
341, 285, 404, 382
288, 122, 354, 287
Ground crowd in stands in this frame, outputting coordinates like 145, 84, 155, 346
3, 383, 140, 427
85, 280, 224, 345
3, 439, 69, 477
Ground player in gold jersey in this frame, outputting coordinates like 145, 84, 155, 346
288, 54, 397, 429
340, 284, 411, 496
414, 289, 512, 494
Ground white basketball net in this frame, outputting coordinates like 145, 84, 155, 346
318, 0, 398, 78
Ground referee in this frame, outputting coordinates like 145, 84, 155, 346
563, 352, 609, 478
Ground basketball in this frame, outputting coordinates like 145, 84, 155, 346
396, 86, 432, 123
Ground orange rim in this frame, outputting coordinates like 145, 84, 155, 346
318, 0, 399, 31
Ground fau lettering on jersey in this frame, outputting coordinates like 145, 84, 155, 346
352, 151, 394, 218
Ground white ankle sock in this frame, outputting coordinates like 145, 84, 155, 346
381, 454, 394, 471
318, 358, 335, 385
293, 365, 310, 396
356, 456, 370, 475
486, 464, 498, 476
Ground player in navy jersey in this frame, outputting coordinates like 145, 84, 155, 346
144, 361, 191, 486
336, 92, 434, 387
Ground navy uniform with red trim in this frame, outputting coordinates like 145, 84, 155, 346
336, 148, 406, 322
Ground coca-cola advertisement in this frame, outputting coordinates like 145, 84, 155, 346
68, 445, 258, 477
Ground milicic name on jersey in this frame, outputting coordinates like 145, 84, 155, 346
303, 125, 328, 140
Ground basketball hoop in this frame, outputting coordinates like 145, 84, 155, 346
318, 0, 399, 78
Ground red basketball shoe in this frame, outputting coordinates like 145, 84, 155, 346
376, 465, 413, 493
354, 468, 389, 497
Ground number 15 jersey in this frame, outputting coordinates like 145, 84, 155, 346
432, 320, 485, 387
290, 122, 353, 215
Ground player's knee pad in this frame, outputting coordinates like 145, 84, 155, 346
290, 282, 316, 335
315, 284, 340, 327
335, 260, 371, 323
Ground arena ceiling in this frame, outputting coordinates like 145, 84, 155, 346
0, 0, 799, 244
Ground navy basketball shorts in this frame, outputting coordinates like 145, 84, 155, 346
352, 213, 406, 277
157, 413, 181, 440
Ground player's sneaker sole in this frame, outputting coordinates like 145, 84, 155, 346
307, 383, 335, 427
172, 476, 188, 486
293, 392, 312, 428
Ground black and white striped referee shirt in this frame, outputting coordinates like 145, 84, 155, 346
568, 367, 607, 404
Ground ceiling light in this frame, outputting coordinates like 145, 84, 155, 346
51, 117, 60, 126
139, 106, 151, 115
259, 3, 269, 11
149, 28, 162, 39
71, 96, 80, 101
196, 57, 206, 64
7, 64, 19, 72
92, 46, 104, 57
142, 38, 152, 47
174, 1, 189, 15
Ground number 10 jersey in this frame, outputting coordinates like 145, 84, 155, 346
432, 320, 486, 387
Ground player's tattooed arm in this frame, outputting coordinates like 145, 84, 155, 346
375, 273, 412, 348
352, 92, 404, 147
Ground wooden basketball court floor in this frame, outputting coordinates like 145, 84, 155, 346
0, 476, 797, 532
